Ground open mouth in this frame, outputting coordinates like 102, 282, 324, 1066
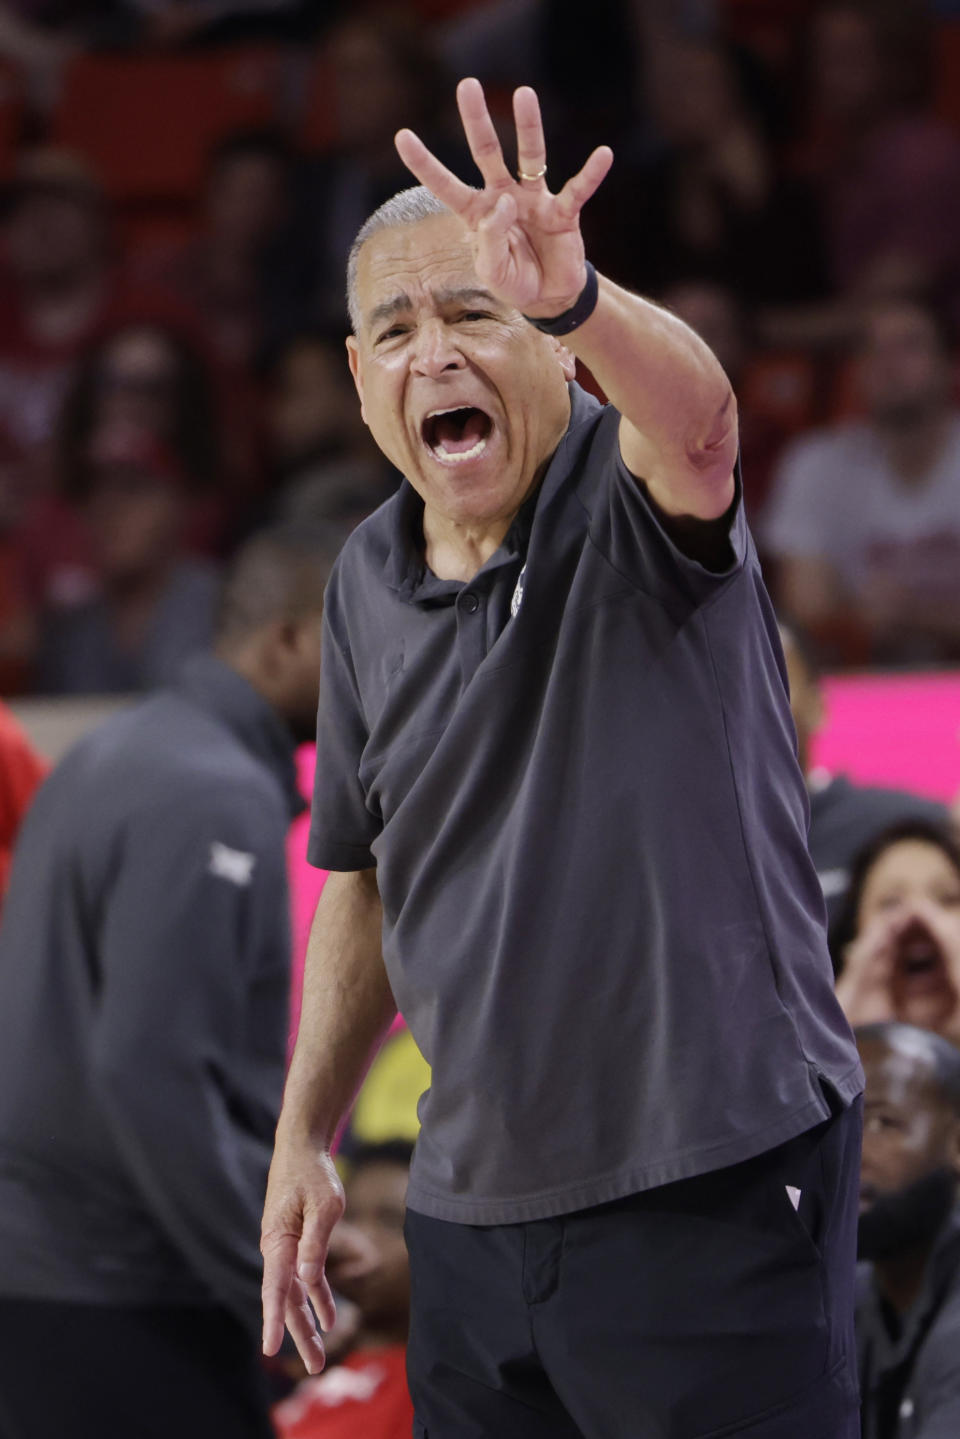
895, 922, 945, 983
422, 406, 493, 464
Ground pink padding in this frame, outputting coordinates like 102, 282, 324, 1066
812, 672, 960, 801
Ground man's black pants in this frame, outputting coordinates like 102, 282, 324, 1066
405, 1098, 862, 1438
0, 1299, 275, 1439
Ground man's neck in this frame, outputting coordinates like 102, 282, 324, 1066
422, 510, 516, 583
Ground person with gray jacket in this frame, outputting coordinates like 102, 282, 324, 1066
856, 1022, 960, 1439
0, 523, 352, 1439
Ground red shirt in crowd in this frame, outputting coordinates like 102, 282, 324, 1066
272, 1345, 413, 1439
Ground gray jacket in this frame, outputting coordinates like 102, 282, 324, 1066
858, 1209, 960, 1439
0, 655, 302, 1335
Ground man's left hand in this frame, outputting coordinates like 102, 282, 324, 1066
394, 78, 612, 321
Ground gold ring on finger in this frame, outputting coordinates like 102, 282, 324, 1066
517, 164, 547, 183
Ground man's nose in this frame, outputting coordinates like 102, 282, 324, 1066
410, 319, 465, 377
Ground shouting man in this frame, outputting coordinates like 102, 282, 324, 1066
262, 80, 863, 1439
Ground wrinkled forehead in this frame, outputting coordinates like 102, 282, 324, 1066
354, 214, 481, 325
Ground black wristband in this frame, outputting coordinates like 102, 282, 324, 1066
523, 262, 598, 337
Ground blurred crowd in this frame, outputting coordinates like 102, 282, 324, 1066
0, 0, 954, 692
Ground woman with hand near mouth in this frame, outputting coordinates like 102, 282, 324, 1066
833, 818, 960, 1045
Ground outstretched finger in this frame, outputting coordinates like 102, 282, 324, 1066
284, 1276, 328, 1375
261, 1231, 299, 1356
456, 76, 513, 190
555, 145, 615, 222
395, 126, 477, 215
513, 86, 548, 187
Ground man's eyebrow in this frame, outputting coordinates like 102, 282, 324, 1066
366, 286, 501, 330
434, 286, 500, 309
367, 292, 413, 330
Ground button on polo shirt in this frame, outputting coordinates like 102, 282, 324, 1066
310, 383, 863, 1226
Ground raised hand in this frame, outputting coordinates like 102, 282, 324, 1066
835, 911, 902, 1028
394, 77, 612, 319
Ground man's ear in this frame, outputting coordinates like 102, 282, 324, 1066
346, 336, 367, 425
552, 338, 577, 383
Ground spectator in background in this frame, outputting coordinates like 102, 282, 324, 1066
296, 11, 462, 329
584, 36, 827, 307
780, 623, 948, 928
142, 129, 297, 373
0, 146, 113, 465
764, 296, 960, 664
272, 1140, 414, 1439
855, 1022, 960, 1438
0, 524, 365, 1439
20, 314, 229, 659
260, 329, 393, 533
35, 423, 220, 694
58, 320, 221, 499
795, 2, 960, 313
833, 819, 960, 1047
663, 280, 818, 524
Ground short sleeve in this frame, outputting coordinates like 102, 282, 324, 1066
308, 595, 380, 872
577, 403, 749, 610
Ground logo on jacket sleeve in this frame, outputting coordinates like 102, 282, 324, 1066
208, 841, 256, 887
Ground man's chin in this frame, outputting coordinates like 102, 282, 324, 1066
857, 1167, 957, 1261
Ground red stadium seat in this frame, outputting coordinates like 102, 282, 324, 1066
50, 47, 283, 202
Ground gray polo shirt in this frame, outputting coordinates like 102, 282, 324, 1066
309, 383, 863, 1225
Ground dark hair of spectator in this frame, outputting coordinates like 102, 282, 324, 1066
854, 1020, 960, 1115
349, 1139, 416, 1174
214, 521, 346, 644
57, 322, 221, 503
206, 126, 297, 182
830, 817, 960, 972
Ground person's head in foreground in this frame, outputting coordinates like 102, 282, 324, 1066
856, 1022, 960, 1285
335, 1139, 413, 1346
215, 521, 346, 744
344, 185, 578, 554
833, 819, 960, 1043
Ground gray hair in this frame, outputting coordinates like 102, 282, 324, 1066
346, 186, 452, 333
